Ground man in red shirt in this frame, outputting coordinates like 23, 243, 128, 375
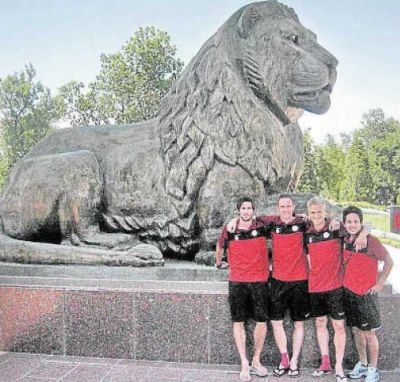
255, 194, 309, 378
215, 196, 269, 382
342, 206, 393, 382
305, 197, 369, 381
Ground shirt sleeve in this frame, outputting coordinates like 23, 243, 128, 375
367, 235, 390, 261
217, 225, 229, 249
256, 215, 277, 224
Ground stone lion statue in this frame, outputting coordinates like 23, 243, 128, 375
0, 1, 338, 266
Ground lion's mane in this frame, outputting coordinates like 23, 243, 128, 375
158, 1, 304, 218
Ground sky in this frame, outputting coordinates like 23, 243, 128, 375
1, 0, 399, 143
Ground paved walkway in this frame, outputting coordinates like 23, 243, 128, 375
1, 352, 399, 382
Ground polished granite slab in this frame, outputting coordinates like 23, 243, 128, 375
0, 260, 398, 370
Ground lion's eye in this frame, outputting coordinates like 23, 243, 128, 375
287, 34, 299, 44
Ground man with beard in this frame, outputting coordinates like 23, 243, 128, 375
216, 196, 270, 382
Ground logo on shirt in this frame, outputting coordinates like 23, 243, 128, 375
361, 323, 369, 327
292, 225, 299, 232
338, 312, 345, 317
251, 229, 258, 237
234, 235, 240, 241
323, 232, 330, 239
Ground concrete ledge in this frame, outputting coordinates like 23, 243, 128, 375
0, 261, 399, 370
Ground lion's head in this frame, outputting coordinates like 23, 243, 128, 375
158, 1, 338, 217
235, 1, 338, 118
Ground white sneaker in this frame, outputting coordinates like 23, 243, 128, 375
365, 367, 379, 382
348, 361, 368, 379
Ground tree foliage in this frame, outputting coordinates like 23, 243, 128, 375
57, 26, 184, 126
369, 119, 400, 204
316, 135, 346, 201
297, 108, 400, 205
340, 132, 373, 201
0, 64, 58, 187
56, 81, 113, 126
297, 131, 346, 200
296, 129, 320, 193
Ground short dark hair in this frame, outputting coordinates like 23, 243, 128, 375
343, 206, 363, 223
236, 196, 255, 211
277, 193, 295, 205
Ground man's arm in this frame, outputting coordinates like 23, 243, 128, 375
370, 253, 394, 293
354, 223, 371, 251
215, 231, 229, 269
328, 217, 341, 231
306, 254, 311, 269
227, 218, 239, 233
215, 242, 224, 268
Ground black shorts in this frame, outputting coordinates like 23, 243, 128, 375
269, 278, 311, 321
228, 281, 269, 322
310, 288, 345, 320
343, 287, 381, 331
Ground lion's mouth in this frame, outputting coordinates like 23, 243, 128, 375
293, 84, 332, 102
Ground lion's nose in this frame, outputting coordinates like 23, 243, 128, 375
314, 43, 338, 70
329, 68, 337, 87
322, 51, 338, 70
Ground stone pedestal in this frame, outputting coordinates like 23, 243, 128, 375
0, 261, 398, 370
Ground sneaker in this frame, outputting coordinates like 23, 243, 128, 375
348, 361, 368, 379
365, 367, 380, 382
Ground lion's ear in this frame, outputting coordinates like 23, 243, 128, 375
237, 4, 261, 38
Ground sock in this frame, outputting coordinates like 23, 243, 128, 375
321, 355, 331, 370
280, 352, 289, 368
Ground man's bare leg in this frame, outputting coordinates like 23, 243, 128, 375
364, 330, 379, 368
271, 319, 290, 369
290, 320, 304, 370
352, 327, 368, 365
233, 322, 249, 374
332, 318, 346, 376
315, 315, 330, 358
252, 321, 267, 366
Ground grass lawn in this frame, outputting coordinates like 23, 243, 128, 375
363, 212, 400, 248
363, 213, 390, 232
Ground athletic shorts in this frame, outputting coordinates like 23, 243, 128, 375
343, 287, 381, 331
310, 287, 345, 320
269, 278, 311, 321
228, 281, 269, 322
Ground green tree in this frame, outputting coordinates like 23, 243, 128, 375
359, 108, 397, 145
0, 152, 9, 191
0, 64, 58, 183
296, 128, 320, 193
350, 109, 400, 204
299, 109, 399, 204
315, 135, 346, 200
58, 26, 184, 126
340, 132, 373, 202
297, 131, 347, 200
56, 81, 113, 126
369, 121, 400, 204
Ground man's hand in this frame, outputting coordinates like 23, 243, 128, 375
368, 282, 384, 294
227, 218, 239, 233
215, 261, 229, 270
297, 213, 309, 221
354, 231, 368, 251
328, 218, 340, 231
